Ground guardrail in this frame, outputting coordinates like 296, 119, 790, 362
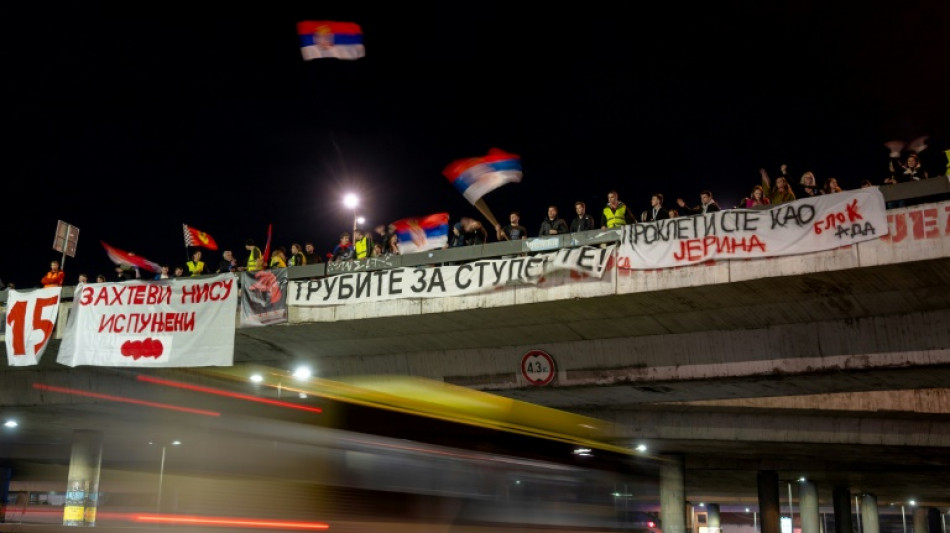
2, 176, 948, 304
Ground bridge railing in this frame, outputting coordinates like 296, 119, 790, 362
1, 176, 948, 304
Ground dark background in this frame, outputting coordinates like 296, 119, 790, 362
2, 1, 948, 288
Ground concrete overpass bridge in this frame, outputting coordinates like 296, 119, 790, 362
2, 179, 950, 526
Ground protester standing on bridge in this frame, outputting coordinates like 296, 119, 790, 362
760, 168, 796, 205
600, 190, 637, 229
642, 193, 670, 222
539, 206, 569, 236
269, 246, 288, 268
216, 250, 236, 273
41, 260, 65, 288
303, 242, 322, 264
495, 211, 527, 241
676, 190, 721, 215
186, 249, 206, 277
570, 201, 596, 233
242, 238, 263, 271
288, 243, 306, 266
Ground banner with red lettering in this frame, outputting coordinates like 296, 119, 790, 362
4, 287, 62, 366
57, 274, 237, 367
619, 189, 888, 269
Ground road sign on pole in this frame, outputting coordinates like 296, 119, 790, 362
53, 220, 80, 267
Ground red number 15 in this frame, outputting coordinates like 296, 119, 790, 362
6, 295, 60, 356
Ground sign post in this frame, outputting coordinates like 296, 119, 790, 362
52, 220, 80, 269
521, 350, 556, 386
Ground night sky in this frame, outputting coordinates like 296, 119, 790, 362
3, 2, 949, 288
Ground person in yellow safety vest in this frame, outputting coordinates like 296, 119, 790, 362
269, 246, 287, 268
243, 238, 263, 272
353, 228, 373, 260
600, 190, 637, 229
185, 250, 205, 276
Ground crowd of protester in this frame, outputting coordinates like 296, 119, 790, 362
2, 143, 946, 291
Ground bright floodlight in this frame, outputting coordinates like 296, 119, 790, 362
292, 366, 312, 380
636, 444, 647, 452
356, 216, 366, 225
343, 193, 359, 209
3, 419, 17, 428
171, 440, 182, 446
249, 373, 264, 383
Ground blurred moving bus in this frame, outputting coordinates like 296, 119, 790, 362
4, 365, 663, 532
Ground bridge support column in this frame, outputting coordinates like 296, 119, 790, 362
800, 481, 820, 533
758, 470, 781, 533
833, 486, 853, 533
0, 466, 10, 523
661, 454, 687, 533
927, 508, 942, 533
861, 494, 880, 533
707, 503, 721, 533
913, 507, 929, 533
63, 430, 102, 527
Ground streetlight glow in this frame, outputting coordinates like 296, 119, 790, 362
343, 193, 360, 234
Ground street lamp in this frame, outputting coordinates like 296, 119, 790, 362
151, 440, 181, 513
343, 193, 359, 235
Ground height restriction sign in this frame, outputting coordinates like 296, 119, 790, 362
521, 350, 556, 386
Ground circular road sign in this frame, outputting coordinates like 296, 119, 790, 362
521, 350, 556, 386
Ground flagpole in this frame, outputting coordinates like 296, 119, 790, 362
473, 198, 500, 230
183, 224, 191, 267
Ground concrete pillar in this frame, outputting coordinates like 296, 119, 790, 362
661, 454, 687, 533
758, 471, 781, 533
928, 508, 942, 533
63, 430, 103, 527
914, 507, 928, 533
861, 494, 880, 533
833, 486, 853, 533
707, 503, 721, 533
800, 481, 820, 533
0, 466, 10, 523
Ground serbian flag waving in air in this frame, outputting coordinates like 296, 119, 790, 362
442, 148, 523, 205
297, 21, 365, 60
183, 224, 218, 251
100, 241, 161, 273
392, 213, 450, 254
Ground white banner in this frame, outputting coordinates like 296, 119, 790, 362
619, 189, 888, 269
57, 274, 237, 367
289, 245, 615, 306
4, 287, 62, 366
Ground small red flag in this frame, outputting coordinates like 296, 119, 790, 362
183, 224, 219, 251
262, 224, 273, 265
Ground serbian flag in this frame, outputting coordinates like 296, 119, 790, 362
392, 213, 450, 254
442, 148, 523, 205
183, 224, 218, 250
100, 241, 161, 273
297, 21, 365, 60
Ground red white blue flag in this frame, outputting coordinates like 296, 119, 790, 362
100, 241, 161, 273
392, 213, 450, 254
297, 21, 365, 60
442, 148, 523, 205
